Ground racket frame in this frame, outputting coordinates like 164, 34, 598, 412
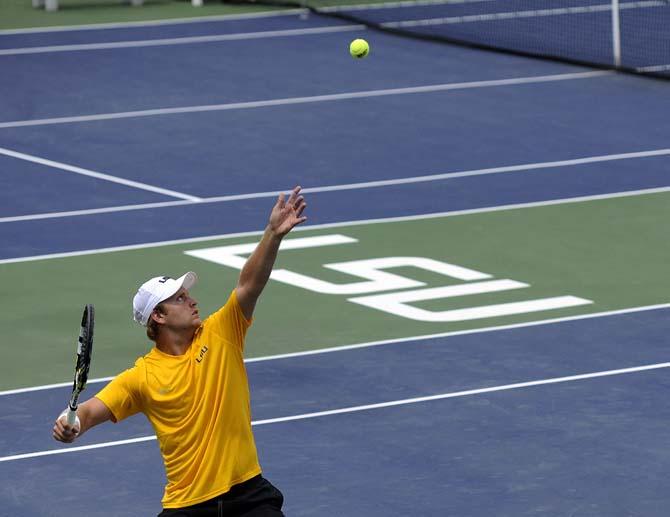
66, 304, 95, 426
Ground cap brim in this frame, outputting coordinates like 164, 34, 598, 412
176, 271, 198, 292
159, 271, 198, 303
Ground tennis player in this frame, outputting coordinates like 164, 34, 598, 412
52, 186, 307, 516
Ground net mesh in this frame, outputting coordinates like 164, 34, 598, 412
226, 0, 670, 79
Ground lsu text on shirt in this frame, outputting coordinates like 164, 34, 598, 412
95, 290, 261, 508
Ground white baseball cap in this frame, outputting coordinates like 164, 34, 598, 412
132, 272, 198, 326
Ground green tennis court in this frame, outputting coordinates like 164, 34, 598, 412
3, 190, 668, 390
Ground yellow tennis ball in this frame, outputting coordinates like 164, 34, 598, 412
349, 38, 370, 59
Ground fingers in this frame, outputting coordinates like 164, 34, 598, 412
276, 192, 285, 208
52, 416, 79, 443
291, 189, 307, 227
278, 185, 301, 208
295, 197, 307, 218
286, 185, 301, 205
293, 195, 305, 209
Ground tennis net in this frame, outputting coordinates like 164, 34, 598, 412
225, 0, 670, 78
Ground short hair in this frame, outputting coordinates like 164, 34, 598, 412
146, 302, 166, 342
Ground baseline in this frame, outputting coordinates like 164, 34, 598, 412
2, 306, 669, 458
2, 362, 668, 464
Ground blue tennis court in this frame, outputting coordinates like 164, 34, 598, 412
1, 6, 669, 516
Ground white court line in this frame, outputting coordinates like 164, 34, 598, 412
0, 10, 307, 35
0, 71, 608, 129
0, 378, 112, 397
1, 184, 670, 265
0, 25, 363, 56
637, 64, 670, 73
0, 0, 524, 37
2, 147, 669, 224
2, 361, 669, 463
321, 0, 497, 11
0, 146, 201, 202
0, 0, 485, 35
0, 0, 493, 35
0, 199, 194, 224
2, 301, 668, 397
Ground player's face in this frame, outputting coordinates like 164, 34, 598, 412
161, 288, 201, 330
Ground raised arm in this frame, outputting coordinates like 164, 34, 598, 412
236, 185, 307, 320
52, 397, 114, 443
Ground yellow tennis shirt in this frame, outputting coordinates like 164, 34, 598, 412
95, 290, 261, 508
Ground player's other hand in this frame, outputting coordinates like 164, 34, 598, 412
53, 412, 80, 443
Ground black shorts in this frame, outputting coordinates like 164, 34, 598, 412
158, 475, 284, 517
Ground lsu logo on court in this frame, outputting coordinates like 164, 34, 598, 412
184, 234, 592, 323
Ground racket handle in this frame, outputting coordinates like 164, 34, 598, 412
66, 407, 78, 426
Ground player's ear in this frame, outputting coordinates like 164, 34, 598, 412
150, 306, 167, 324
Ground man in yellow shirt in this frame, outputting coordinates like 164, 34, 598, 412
52, 186, 308, 516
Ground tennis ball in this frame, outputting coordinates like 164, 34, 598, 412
349, 38, 370, 59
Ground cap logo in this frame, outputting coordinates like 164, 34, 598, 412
158, 276, 172, 283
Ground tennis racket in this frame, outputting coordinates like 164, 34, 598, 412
66, 304, 95, 426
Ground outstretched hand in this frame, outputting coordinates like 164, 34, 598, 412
269, 185, 307, 237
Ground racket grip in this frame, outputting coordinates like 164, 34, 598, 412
66, 407, 78, 426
